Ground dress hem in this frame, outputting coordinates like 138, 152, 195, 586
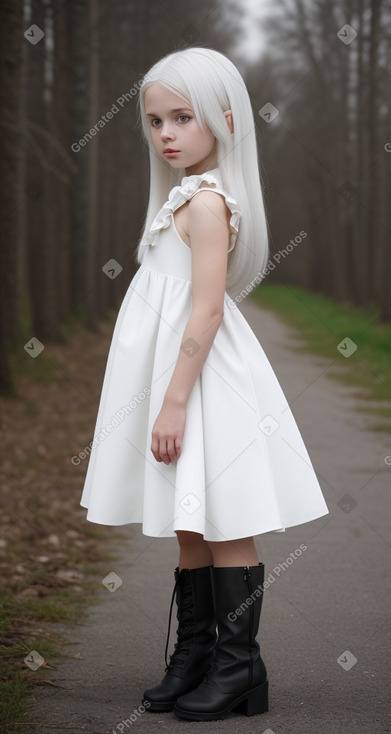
79, 506, 329, 540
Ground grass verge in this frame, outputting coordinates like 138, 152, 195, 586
0, 526, 124, 732
249, 283, 391, 431
0, 316, 127, 731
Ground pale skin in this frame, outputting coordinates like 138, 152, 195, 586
144, 84, 259, 568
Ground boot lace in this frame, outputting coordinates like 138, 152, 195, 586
164, 573, 194, 672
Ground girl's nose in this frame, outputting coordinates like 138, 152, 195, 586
160, 122, 175, 140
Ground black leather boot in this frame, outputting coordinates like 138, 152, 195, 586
142, 565, 217, 712
173, 563, 268, 721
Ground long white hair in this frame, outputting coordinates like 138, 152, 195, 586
135, 47, 269, 300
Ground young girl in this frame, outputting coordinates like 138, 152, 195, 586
80, 46, 329, 721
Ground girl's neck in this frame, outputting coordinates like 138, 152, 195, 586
184, 165, 220, 177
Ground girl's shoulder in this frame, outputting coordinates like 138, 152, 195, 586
176, 171, 242, 250
142, 170, 242, 252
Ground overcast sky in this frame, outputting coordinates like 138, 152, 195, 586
233, 0, 270, 62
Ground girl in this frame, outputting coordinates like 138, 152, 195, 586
80, 46, 329, 721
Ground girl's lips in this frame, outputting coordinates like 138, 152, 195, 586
164, 150, 180, 156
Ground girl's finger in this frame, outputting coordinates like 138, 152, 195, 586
150, 436, 161, 462
159, 439, 170, 464
166, 438, 177, 463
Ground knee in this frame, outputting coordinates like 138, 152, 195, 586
176, 530, 205, 549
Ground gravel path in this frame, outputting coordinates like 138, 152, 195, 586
20, 298, 391, 734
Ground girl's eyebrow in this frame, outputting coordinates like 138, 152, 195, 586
146, 108, 193, 117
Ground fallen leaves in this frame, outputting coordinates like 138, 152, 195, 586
0, 320, 116, 703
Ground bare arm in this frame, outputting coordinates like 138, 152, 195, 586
150, 190, 231, 464
164, 190, 231, 407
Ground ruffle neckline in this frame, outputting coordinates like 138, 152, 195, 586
141, 168, 242, 248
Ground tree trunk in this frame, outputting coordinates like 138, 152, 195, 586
85, 0, 100, 329
0, 1, 23, 394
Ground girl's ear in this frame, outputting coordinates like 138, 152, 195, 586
224, 110, 234, 134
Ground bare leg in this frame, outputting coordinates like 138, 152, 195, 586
207, 536, 259, 567
176, 530, 214, 570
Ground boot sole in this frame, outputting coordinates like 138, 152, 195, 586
173, 679, 269, 721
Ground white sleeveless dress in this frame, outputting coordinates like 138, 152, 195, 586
80, 167, 329, 541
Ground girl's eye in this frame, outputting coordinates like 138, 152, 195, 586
150, 115, 191, 127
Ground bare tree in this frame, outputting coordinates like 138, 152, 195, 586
256, 0, 389, 318
0, 1, 24, 395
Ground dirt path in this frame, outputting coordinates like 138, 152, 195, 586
17, 298, 391, 733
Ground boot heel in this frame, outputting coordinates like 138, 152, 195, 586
234, 680, 268, 716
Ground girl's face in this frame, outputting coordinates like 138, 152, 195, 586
144, 83, 217, 175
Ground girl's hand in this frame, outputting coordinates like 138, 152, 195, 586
151, 398, 186, 464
